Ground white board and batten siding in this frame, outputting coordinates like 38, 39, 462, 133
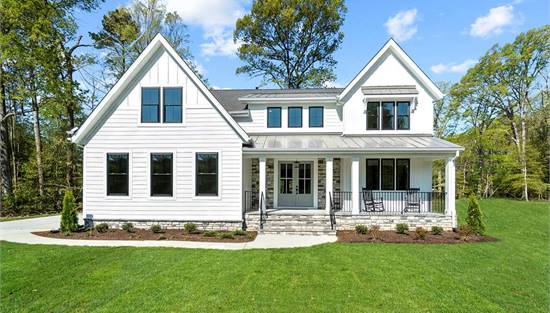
84, 47, 243, 222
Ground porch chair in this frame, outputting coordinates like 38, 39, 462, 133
403, 188, 421, 213
361, 189, 385, 213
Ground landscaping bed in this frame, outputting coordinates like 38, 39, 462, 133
337, 229, 497, 244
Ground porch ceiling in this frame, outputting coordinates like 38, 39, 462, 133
244, 134, 463, 154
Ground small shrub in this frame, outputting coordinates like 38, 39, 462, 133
431, 226, 444, 235
203, 230, 218, 237
218, 232, 234, 239
95, 223, 109, 233
355, 224, 368, 235
414, 227, 428, 240
396, 223, 409, 234
122, 222, 135, 233
458, 224, 474, 237
150, 224, 163, 233
233, 229, 247, 236
369, 225, 381, 240
184, 223, 198, 234
60, 190, 78, 233
466, 194, 486, 235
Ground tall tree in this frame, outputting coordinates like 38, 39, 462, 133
234, 0, 347, 88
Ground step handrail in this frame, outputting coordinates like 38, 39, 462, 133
259, 192, 267, 230
329, 192, 336, 230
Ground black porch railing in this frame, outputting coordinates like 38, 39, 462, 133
332, 191, 353, 212
243, 191, 258, 213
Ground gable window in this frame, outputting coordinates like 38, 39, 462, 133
151, 153, 173, 196
141, 88, 160, 123
288, 107, 302, 128
196, 152, 218, 196
309, 106, 323, 128
267, 107, 281, 128
381, 159, 395, 190
396, 159, 410, 190
366, 102, 380, 130
396, 102, 410, 130
365, 159, 380, 190
163, 87, 182, 123
107, 153, 129, 196
382, 102, 395, 130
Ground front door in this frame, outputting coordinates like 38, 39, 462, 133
278, 161, 314, 208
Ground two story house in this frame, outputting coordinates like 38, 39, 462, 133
72, 34, 462, 235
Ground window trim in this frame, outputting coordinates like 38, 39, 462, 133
141, 87, 160, 123
288, 106, 303, 128
195, 152, 219, 197
192, 150, 222, 200
396, 158, 410, 190
139, 86, 185, 126
267, 107, 282, 128
396, 101, 410, 130
106, 152, 130, 197
366, 102, 380, 130
308, 106, 324, 128
149, 152, 174, 198
163, 87, 183, 123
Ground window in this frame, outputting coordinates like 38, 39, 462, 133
309, 106, 323, 127
150, 153, 173, 196
297, 163, 312, 194
288, 107, 302, 128
107, 153, 129, 196
279, 163, 293, 194
267, 107, 281, 128
396, 102, 410, 130
365, 159, 380, 190
366, 102, 380, 130
163, 87, 182, 123
381, 159, 395, 190
382, 102, 394, 130
196, 152, 218, 196
141, 88, 160, 123
396, 159, 410, 190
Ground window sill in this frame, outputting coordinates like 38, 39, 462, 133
192, 194, 222, 200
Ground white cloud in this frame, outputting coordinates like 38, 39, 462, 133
165, 0, 246, 56
430, 59, 478, 74
470, 5, 514, 38
384, 9, 418, 42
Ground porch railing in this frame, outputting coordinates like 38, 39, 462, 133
243, 190, 258, 213
332, 191, 353, 213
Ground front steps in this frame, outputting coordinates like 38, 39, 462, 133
245, 211, 335, 235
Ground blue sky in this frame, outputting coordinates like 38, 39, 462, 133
74, 0, 549, 90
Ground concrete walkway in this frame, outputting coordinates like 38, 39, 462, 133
0, 215, 336, 250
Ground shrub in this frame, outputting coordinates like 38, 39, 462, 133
60, 190, 78, 233
233, 229, 247, 236
203, 231, 218, 237
122, 222, 135, 233
184, 223, 198, 234
95, 223, 109, 233
431, 226, 444, 235
369, 225, 381, 240
355, 224, 368, 235
218, 232, 234, 239
466, 194, 486, 235
150, 224, 163, 233
395, 223, 409, 234
414, 227, 428, 240
458, 224, 474, 237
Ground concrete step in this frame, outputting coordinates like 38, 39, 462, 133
260, 230, 336, 235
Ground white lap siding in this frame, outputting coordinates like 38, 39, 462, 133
83, 48, 243, 222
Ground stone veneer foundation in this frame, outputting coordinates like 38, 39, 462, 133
91, 220, 243, 231
334, 213, 454, 231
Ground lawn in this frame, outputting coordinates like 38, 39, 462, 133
1, 199, 548, 313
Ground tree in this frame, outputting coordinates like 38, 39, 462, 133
465, 194, 486, 235
60, 190, 78, 233
234, 0, 347, 88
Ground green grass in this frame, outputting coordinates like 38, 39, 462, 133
1, 199, 548, 312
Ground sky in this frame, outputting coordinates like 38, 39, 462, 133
74, 0, 549, 90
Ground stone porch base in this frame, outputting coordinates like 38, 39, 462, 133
90, 219, 243, 231
334, 213, 453, 231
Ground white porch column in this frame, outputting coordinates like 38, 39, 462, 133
325, 157, 333, 213
351, 155, 360, 214
445, 155, 457, 228
259, 157, 266, 212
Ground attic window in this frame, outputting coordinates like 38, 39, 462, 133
141, 88, 160, 123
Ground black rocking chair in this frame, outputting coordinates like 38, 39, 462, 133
403, 188, 421, 213
362, 189, 385, 212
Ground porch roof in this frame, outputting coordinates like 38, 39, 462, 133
244, 134, 463, 154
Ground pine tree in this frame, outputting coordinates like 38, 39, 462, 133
60, 190, 78, 233
465, 194, 486, 235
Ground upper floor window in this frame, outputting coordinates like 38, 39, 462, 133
163, 87, 182, 123
267, 107, 281, 128
288, 107, 302, 128
141, 88, 160, 123
107, 153, 129, 196
396, 102, 410, 130
309, 106, 323, 128
366, 102, 379, 130
381, 102, 394, 130
366, 101, 410, 130
150, 153, 173, 197
196, 152, 218, 196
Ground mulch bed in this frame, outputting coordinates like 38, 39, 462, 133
33, 229, 257, 243
337, 230, 497, 244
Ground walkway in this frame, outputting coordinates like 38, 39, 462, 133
0, 215, 336, 250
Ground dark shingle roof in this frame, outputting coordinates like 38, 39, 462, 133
211, 88, 344, 112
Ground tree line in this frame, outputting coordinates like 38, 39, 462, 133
0, 0, 548, 217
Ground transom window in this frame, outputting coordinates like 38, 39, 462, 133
107, 153, 129, 196
196, 152, 218, 196
141, 87, 183, 124
163, 87, 182, 123
150, 153, 173, 196
288, 107, 302, 128
267, 107, 281, 128
366, 101, 410, 130
366, 158, 410, 191
309, 106, 323, 127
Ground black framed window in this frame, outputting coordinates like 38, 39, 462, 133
396, 102, 410, 130
382, 102, 395, 130
381, 159, 395, 190
163, 87, 182, 123
288, 107, 302, 128
107, 153, 129, 196
141, 88, 160, 123
267, 107, 281, 128
151, 153, 173, 196
196, 153, 218, 196
309, 106, 323, 127
366, 102, 380, 130
365, 159, 380, 190
396, 159, 410, 190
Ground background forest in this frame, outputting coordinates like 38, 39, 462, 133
0, 0, 548, 216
